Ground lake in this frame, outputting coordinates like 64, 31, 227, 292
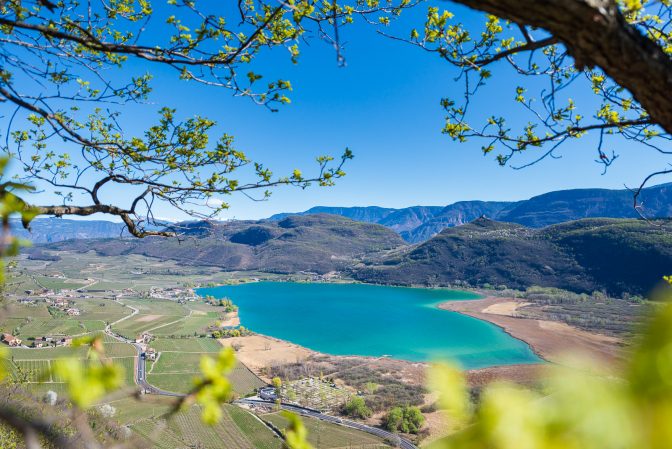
196, 282, 540, 368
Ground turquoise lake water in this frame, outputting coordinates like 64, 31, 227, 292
196, 282, 540, 369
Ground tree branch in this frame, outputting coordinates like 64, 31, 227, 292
450, 0, 672, 134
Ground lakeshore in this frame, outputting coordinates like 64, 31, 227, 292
210, 284, 625, 388
439, 295, 624, 367
197, 282, 540, 368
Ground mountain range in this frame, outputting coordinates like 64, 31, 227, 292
269, 183, 672, 242
15, 183, 672, 244
13, 217, 126, 243
351, 217, 672, 295
36, 212, 672, 296
41, 214, 404, 275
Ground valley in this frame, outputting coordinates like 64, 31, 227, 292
1, 184, 667, 448
0, 239, 640, 448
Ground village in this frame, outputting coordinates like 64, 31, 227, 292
2, 281, 200, 349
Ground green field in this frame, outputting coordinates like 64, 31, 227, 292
3, 298, 133, 339
263, 412, 392, 449
7, 344, 137, 388
34, 276, 88, 290
15, 318, 87, 338
147, 348, 264, 395
114, 401, 282, 449
9, 346, 88, 360
151, 316, 215, 336
113, 315, 184, 339
151, 337, 222, 352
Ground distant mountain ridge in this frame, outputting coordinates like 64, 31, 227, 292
12, 218, 126, 243
14, 183, 672, 244
269, 183, 672, 242
41, 214, 404, 275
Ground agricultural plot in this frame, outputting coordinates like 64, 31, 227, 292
151, 316, 215, 336
14, 360, 51, 382
89, 281, 129, 291
25, 382, 70, 398
112, 315, 183, 339
0, 318, 27, 334
263, 412, 393, 449
111, 357, 138, 386
34, 276, 88, 290
147, 350, 264, 395
151, 337, 222, 352
4, 273, 43, 294
5, 304, 52, 318
130, 405, 278, 449
121, 298, 187, 316
229, 364, 267, 394
16, 318, 87, 338
227, 405, 283, 449
105, 342, 137, 357
101, 396, 175, 423
9, 346, 88, 360
5, 350, 136, 400
71, 299, 131, 322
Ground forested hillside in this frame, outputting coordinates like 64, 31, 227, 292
351, 218, 672, 295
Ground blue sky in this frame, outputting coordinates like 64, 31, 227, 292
8, 3, 671, 221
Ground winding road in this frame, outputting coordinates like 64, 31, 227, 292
104, 304, 418, 448
236, 398, 417, 449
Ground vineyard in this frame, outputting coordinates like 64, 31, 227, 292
263, 412, 393, 449
129, 405, 281, 449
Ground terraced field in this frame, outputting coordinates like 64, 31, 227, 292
263, 412, 393, 449
227, 405, 283, 449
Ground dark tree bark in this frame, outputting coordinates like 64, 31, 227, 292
452, 0, 672, 134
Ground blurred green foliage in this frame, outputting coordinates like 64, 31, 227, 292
428, 289, 672, 449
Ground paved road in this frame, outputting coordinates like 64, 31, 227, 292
236, 398, 418, 449
133, 344, 185, 397
105, 315, 416, 448
103, 317, 184, 397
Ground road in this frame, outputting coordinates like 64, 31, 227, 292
104, 308, 417, 448
236, 398, 418, 449
103, 307, 185, 397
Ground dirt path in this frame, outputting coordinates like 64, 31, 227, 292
439, 296, 624, 367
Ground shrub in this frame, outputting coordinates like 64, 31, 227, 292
342, 396, 372, 419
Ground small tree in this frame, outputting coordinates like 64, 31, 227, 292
343, 396, 372, 419
384, 405, 425, 434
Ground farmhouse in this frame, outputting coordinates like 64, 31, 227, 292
56, 337, 72, 347
2, 334, 22, 347
146, 348, 157, 361
66, 308, 81, 316
136, 332, 153, 344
